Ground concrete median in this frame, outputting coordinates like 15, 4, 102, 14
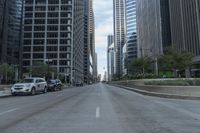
0, 85, 12, 98
110, 80, 200, 100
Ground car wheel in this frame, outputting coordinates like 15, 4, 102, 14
31, 87, 36, 96
43, 86, 47, 93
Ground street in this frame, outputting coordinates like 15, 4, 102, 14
0, 83, 200, 133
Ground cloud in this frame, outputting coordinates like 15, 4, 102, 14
93, 0, 113, 77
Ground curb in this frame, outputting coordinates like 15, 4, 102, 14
0, 92, 11, 98
111, 84, 200, 100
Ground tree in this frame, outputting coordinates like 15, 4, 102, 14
0, 63, 15, 84
158, 47, 193, 77
29, 62, 56, 79
128, 57, 153, 77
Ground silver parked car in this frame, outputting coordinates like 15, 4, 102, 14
11, 78, 47, 96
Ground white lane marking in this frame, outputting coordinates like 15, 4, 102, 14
0, 108, 19, 116
96, 107, 100, 118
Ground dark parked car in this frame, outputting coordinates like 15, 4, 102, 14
47, 79, 62, 91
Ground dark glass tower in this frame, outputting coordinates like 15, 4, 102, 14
137, 0, 171, 58
0, 0, 23, 64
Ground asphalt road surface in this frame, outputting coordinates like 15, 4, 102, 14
0, 83, 200, 133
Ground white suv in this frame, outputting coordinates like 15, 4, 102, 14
11, 78, 47, 96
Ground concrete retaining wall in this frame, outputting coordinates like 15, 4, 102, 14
111, 80, 200, 97
0, 85, 12, 91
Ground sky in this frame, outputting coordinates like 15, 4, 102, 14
93, 0, 113, 78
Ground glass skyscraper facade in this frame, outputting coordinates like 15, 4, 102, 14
125, 0, 137, 63
0, 0, 23, 64
137, 0, 171, 58
113, 0, 126, 78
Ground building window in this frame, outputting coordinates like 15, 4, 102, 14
24, 40, 31, 45
23, 54, 31, 59
25, 19, 32, 24
25, 6, 33, 11
46, 53, 57, 58
23, 61, 30, 66
25, 0, 33, 4
48, 6, 59, 11
34, 33, 45, 38
47, 39, 58, 45
48, 13, 59, 18
35, 6, 46, 11
24, 26, 32, 31
48, 0, 59, 4
34, 40, 44, 45
34, 26, 45, 31
24, 33, 32, 38
35, 19, 45, 24
33, 46, 44, 52
33, 53, 44, 59
47, 32, 58, 38
35, 13, 46, 18
48, 19, 58, 24
47, 46, 57, 51
23, 46, 31, 52
47, 26, 58, 31
35, 0, 46, 5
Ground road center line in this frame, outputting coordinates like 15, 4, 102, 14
96, 107, 100, 118
0, 108, 19, 116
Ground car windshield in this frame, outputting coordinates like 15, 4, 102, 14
48, 80, 56, 83
20, 79, 34, 83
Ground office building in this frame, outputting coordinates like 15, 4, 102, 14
113, 0, 126, 78
107, 35, 114, 81
0, 0, 23, 64
83, 0, 96, 83
22, 0, 85, 83
125, 0, 137, 63
137, 0, 171, 58
169, 0, 200, 58
107, 35, 114, 48
168, 0, 200, 76
107, 35, 115, 81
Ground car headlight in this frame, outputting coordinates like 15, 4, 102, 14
26, 84, 31, 87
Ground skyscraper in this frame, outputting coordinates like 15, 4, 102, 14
22, 0, 85, 83
107, 35, 114, 81
83, 0, 96, 83
168, 0, 200, 76
0, 0, 23, 64
169, 0, 200, 57
125, 0, 137, 63
107, 42, 115, 81
122, 0, 137, 75
137, 0, 171, 58
113, 0, 126, 78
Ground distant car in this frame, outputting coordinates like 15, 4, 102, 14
47, 79, 62, 91
75, 81, 83, 87
11, 78, 47, 96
